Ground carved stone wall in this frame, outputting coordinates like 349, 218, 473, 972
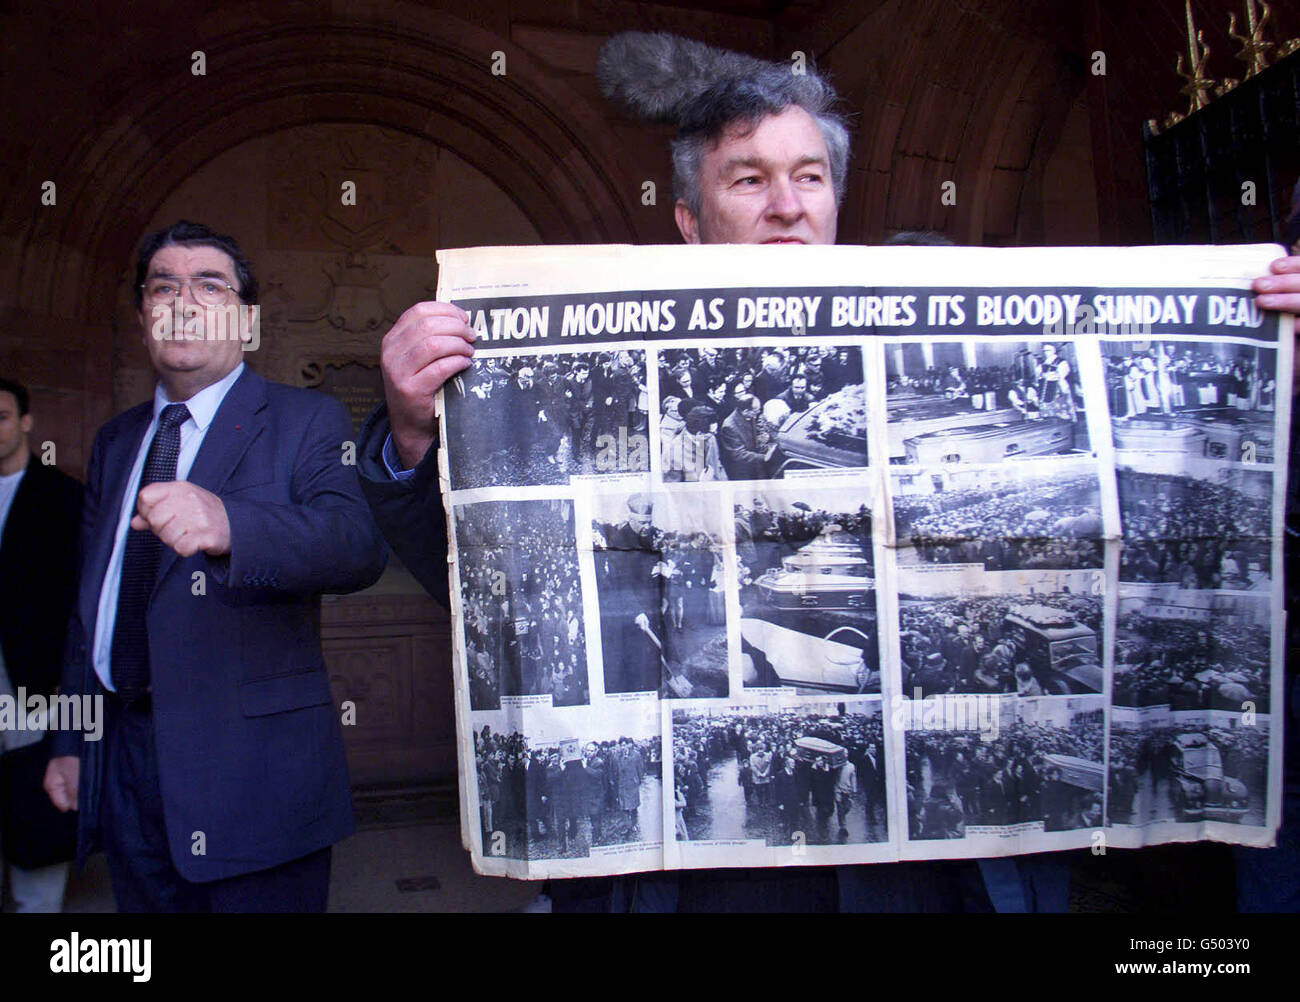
112, 123, 541, 409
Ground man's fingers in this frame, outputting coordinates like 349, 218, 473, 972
399, 332, 477, 378
135, 480, 174, 515
392, 338, 477, 405
1255, 293, 1300, 314
1252, 267, 1300, 314
426, 353, 473, 388
383, 304, 475, 361
401, 300, 471, 324
1254, 261, 1300, 313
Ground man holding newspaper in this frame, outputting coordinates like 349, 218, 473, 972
354, 32, 1300, 913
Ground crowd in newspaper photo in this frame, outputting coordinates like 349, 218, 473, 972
473, 724, 663, 860
444, 349, 650, 489
1117, 465, 1273, 589
657, 345, 868, 479
905, 698, 1106, 838
671, 703, 887, 847
455, 499, 590, 709
892, 465, 1106, 571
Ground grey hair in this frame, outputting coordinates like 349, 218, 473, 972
594, 32, 850, 217
670, 68, 850, 217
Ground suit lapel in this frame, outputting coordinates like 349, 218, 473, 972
155, 367, 268, 587
79, 405, 152, 625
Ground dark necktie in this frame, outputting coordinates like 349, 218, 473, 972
111, 402, 190, 702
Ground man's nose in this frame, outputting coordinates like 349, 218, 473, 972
176, 280, 204, 309
765, 178, 804, 221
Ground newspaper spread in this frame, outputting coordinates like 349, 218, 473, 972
433, 243, 1292, 878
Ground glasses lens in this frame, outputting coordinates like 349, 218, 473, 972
192, 279, 232, 306
145, 278, 179, 302
144, 277, 233, 305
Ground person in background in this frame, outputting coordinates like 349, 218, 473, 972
0, 378, 82, 911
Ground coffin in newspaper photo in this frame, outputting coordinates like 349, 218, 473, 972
735, 487, 880, 694
904, 696, 1105, 838
473, 716, 663, 861
885, 340, 1089, 465
897, 568, 1104, 698
671, 701, 888, 847
1103, 339, 1276, 464
657, 346, 868, 481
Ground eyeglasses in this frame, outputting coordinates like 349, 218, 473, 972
141, 275, 239, 307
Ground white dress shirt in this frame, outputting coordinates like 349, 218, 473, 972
92, 363, 244, 691
0, 464, 38, 750
0, 464, 24, 531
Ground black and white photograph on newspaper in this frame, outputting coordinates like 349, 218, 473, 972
1116, 458, 1273, 590
657, 345, 868, 479
896, 567, 1104, 699
591, 490, 729, 698
892, 461, 1105, 570
885, 340, 1088, 465
472, 705, 663, 862
670, 701, 887, 848
1107, 716, 1268, 828
444, 349, 649, 489
904, 696, 1105, 840
1104, 339, 1276, 464
455, 498, 590, 709
734, 486, 880, 694
1113, 589, 1271, 713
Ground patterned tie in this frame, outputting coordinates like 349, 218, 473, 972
111, 403, 190, 702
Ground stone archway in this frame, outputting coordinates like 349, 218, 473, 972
3, 5, 642, 469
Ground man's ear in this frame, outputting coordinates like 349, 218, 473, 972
19, 413, 33, 436
675, 201, 701, 245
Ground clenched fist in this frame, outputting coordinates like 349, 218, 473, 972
130, 480, 231, 557
44, 755, 79, 812
380, 301, 477, 469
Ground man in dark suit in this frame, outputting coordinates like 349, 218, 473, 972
719, 394, 774, 481
0, 378, 82, 910
43, 221, 385, 912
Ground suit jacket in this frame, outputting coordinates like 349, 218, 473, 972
355, 404, 450, 608
0, 456, 83, 697
718, 410, 767, 481
54, 368, 386, 881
